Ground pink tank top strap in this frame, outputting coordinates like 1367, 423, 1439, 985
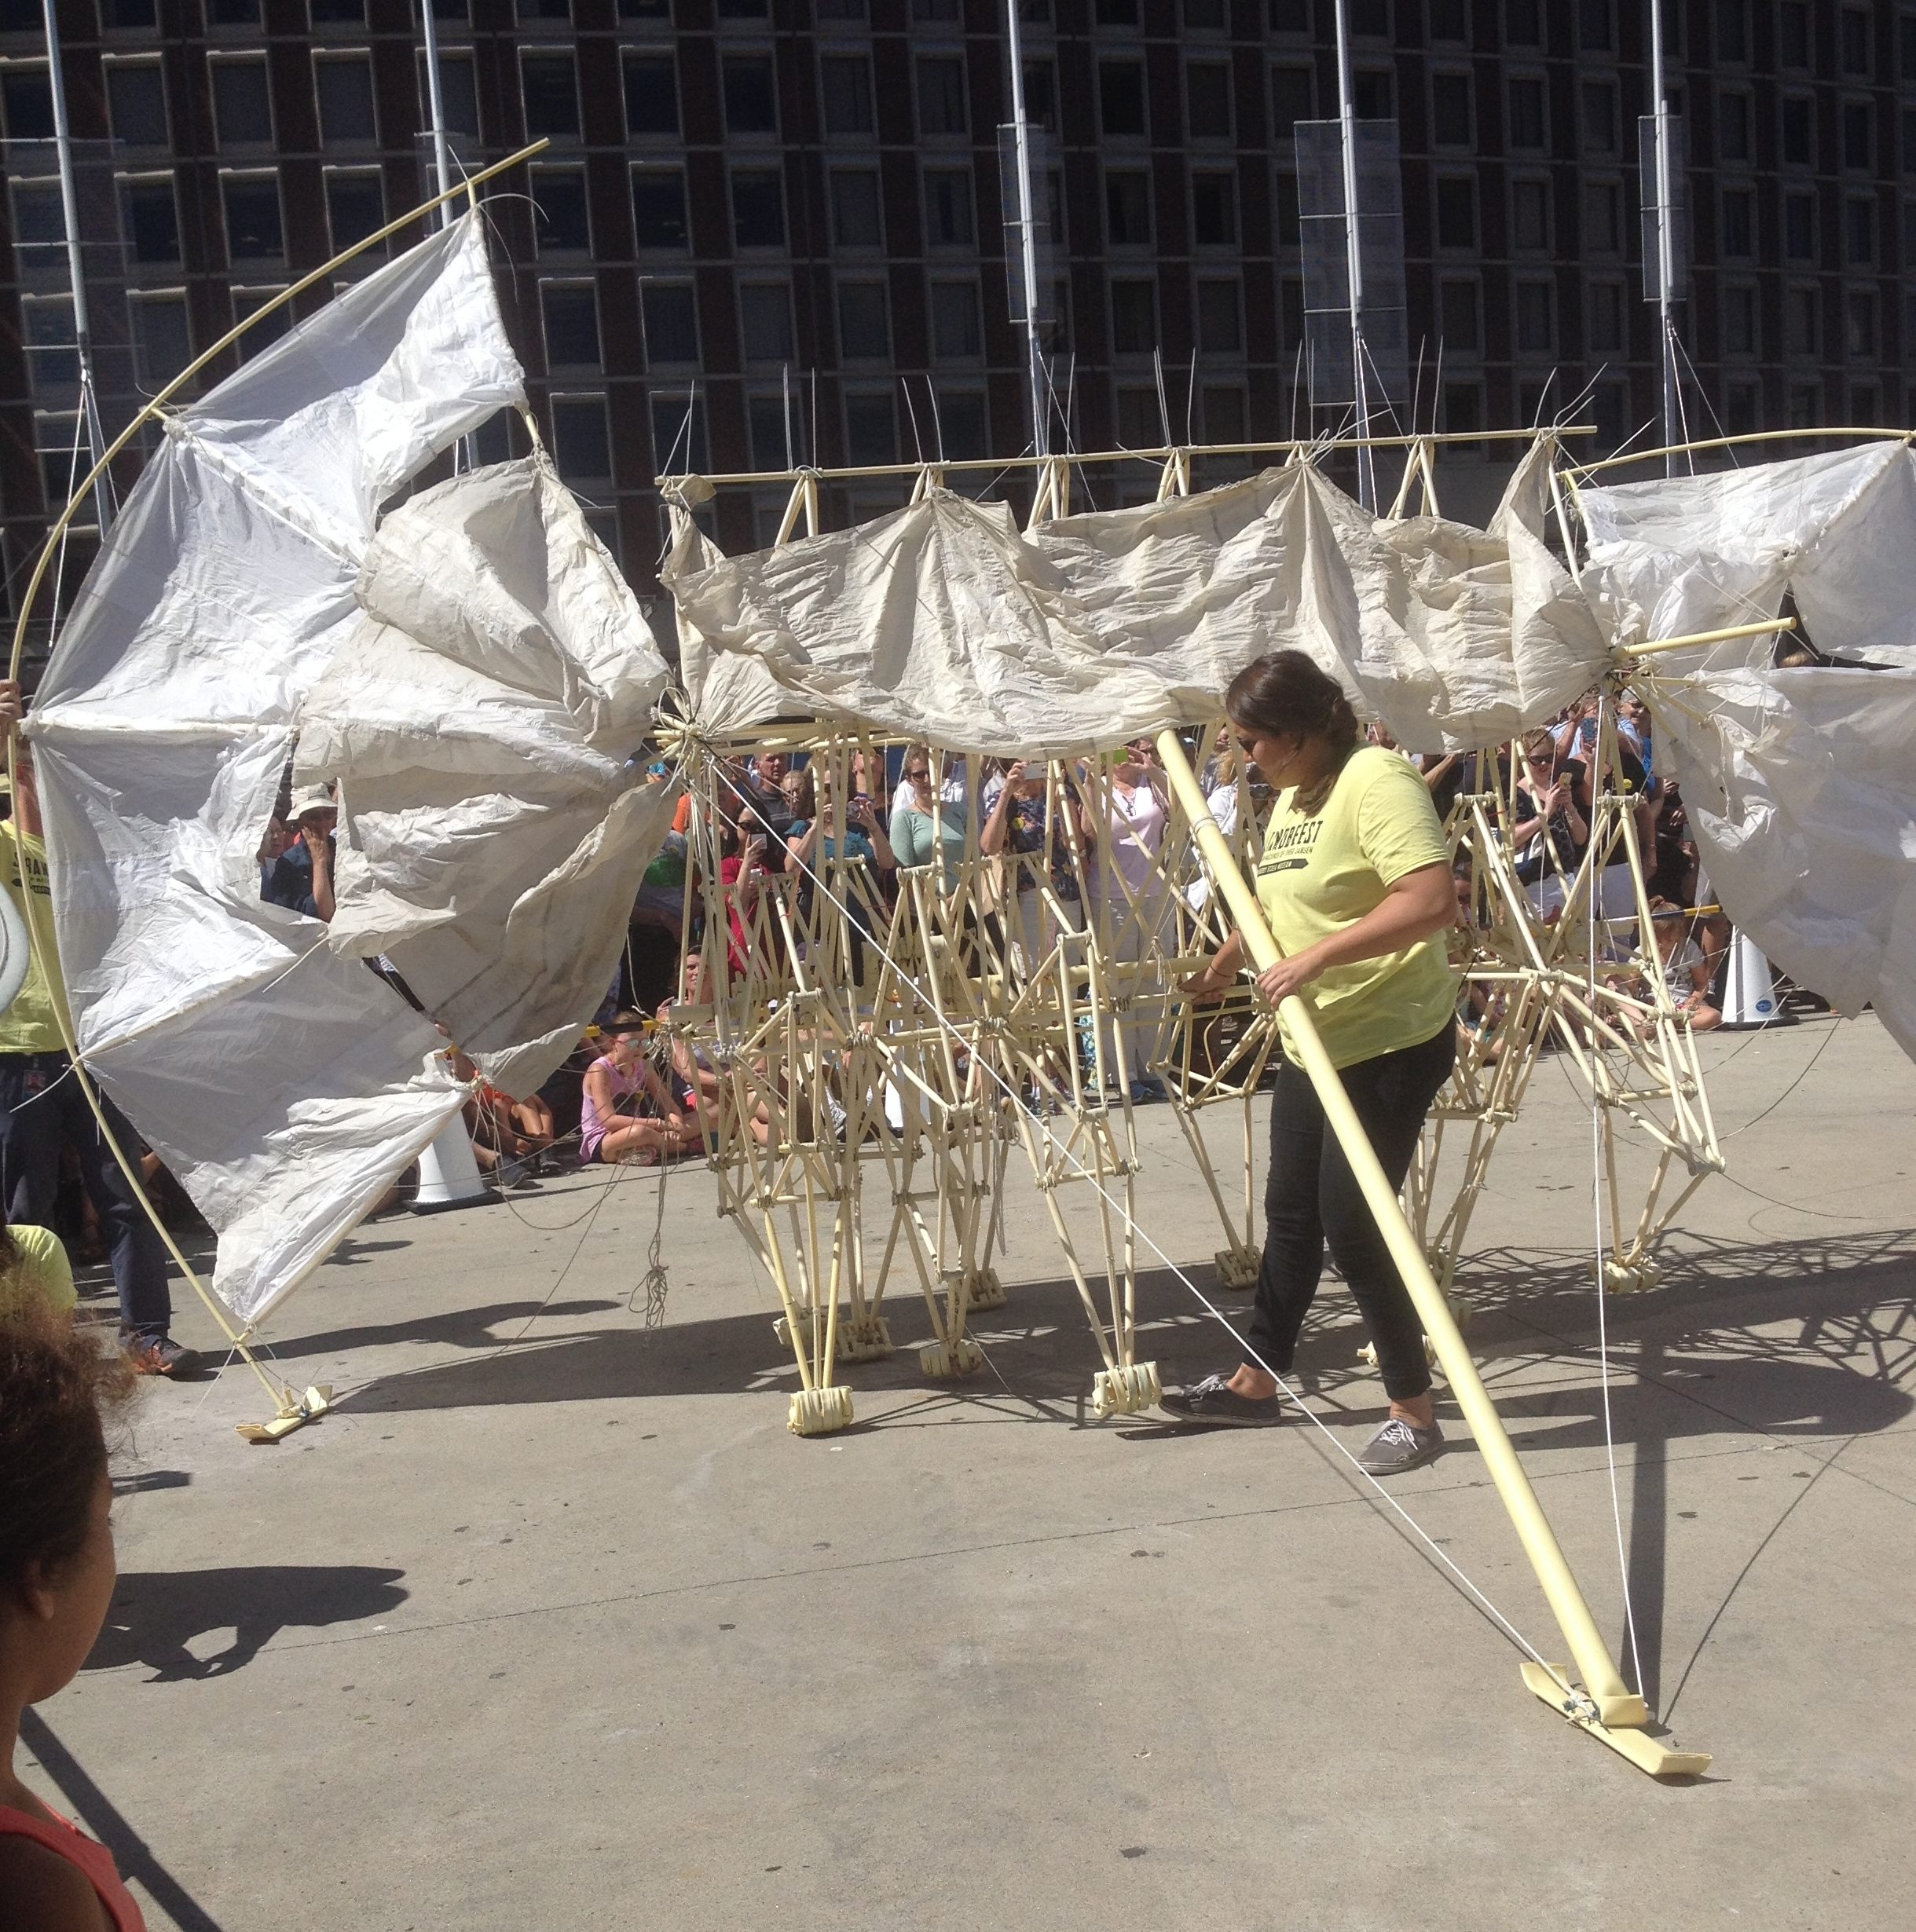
0, 1803, 148, 1930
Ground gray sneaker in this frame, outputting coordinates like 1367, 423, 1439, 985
1158, 1373, 1286, 1428
1357, 1415, 1445, 1474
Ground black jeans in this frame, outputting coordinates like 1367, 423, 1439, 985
1245, 1024, 1455, 1403
0, 1051, 172, 1341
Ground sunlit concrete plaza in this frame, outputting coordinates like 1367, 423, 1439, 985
24, 1012, 1916, 1931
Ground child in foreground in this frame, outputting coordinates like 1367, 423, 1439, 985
0, 1315, 146, 1929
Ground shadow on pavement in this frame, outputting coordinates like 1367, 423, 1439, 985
87, 1564, 409, 1681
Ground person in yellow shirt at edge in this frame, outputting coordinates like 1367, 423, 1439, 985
0, 681, 197, 1375
1164, 652, 1458, 1475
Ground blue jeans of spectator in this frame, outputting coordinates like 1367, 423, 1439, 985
0, 1050, 172, 1342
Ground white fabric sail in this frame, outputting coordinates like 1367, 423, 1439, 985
661, 440, 1609, 752
25, 214, 525, 1328
297, 457, 679, 1100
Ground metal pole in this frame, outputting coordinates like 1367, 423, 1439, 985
1648, 0, 1677, 478
1331, 0, 1374, 510
1004, 0, 1047, 459
419, 0, 456, 212
41, 0, 112, 535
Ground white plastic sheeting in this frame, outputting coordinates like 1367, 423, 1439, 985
662, 439, 1608, 751
297, 457, 678, 1102
25, 215, 526, 1328
1647, 662, 1916, 1059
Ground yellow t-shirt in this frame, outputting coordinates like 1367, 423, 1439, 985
0, 1224, 77, 1323
0, 823, 68, 1056
1253, 745, 1457, 1070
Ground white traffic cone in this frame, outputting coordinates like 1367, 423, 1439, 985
411, 1116, 493, 1213
1719, 928, 1795, 1030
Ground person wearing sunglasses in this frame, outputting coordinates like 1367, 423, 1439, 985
1163, 651, 1458, 1475
887, 746, 969, 894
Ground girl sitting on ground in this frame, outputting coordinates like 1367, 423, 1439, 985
579, 1012, 701, 1166
0, 1315, 145, 1929
0, 1220, 76, 1329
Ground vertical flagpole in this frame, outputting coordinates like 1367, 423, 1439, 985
1647, 0, 1677, 478
1331, 0, 1374, 509
1004, 0, 1048, 459
41, 0, 112, 534
419, 0, 456, 212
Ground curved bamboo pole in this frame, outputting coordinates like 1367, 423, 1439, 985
1155, 726, 1709, 1778
2, 141, 547, 1437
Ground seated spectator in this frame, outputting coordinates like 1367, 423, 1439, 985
260, 783, 337, 922
1625, 902, 1722, 1035
0, 1315, 148, 1931
468, 1081, 557, 1178
0, 1220, 75, 1327
579, 1012, 700, 1166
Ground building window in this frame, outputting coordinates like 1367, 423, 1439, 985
1099, 60, 1146, 137
937, 390, 988, 461
747, 394, 791, 472
1111, 277, 1157, 355
1275, 170, 1299, 247
632, 168, 689, 250
1434, 175, 1477, 250
1784, 286, 1818, 357
642, 284, 698, 365
211, 56, 273, 146
1105, 170, 1152, 247
1842, 101, 1874, 172
650, 393, 706, 475
1269, 0, 1309, 33
1846, 197, 1877, 265
1504, 0, 1542, 47
1721, 282, 1758, 357
1724, 379, 1760, 434
923, 168, 975, 247
820, 55, 874, 137
1192, 170, 1237, 247
624, 53, 679, 137
316, 54, 376, 145
551, 396, 612, 485
914, 0, 961, 17
1783, 190, 1815, 262
1506, 75, 1545, 151
1781, 97, 1813, 168
844, 391, 896, 466
1715, 0, 1747, 62
541, 282, 600, 368
1115, 385, 1161, 448
1786, 383, 1819, 431
1586, 279, 1625, 353
104, 61, 168, 147
1431, 71, 1473, 148
518, 0, 572, 19
831, 170, 883, 248
308, 0, 365, 23
929, 279, 983, 359
1186, 61, 1232, 141
738, 284, 793, 361
1271, 64, 1313, 139
1717, 90, 1751, 165
207, 0, 262, 23
522, 53, 580, 137
1515, 279, 1554, 355
837, 281, 890, 360
723, 55, 777, 135
1581, 80, 1617, 154
533, 168, 589, 251
325, 170, 384, 251
122, 177, 181, 262
432, 53, 480, 136
129, 290, 190, 390
1850, 379, 1881, 423
233, 287, 291, 363
1439, 276, 1481, 353
1196, 276, 1242, 353
1353, 68, 1392, 119
1203, 386, 1246, 445
1440, 379, 1484, 447
1841, 5, 1872, 75
1720, 186, 1754, 258
731, 169, 786, 248
1428, 0, 1467, 42
1583, 179, 1621, 253
1185, 0, 1227, 30
1845, 289, 1878, 359
1903, 108, 1916, 174
1511, 177, 1550, 251
918, 55, 969, 137
1578, 0, 1611, 52
222, 174, 284, 261
1023, 57, 1057, 131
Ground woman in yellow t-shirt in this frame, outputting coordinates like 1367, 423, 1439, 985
0, 1222, 76, 1327
1163, 653, 1459, 1476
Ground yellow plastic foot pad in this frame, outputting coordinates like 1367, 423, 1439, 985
1603, 1258, 1662, 1293
837, 1315, 893, 1362
1520, 1663, 1711, 1780
1213, 1246, 1259, 1290
918, 1337, 984, 1378
1092, 1359, 1163, 1418
235, 1385, 333, 1446
788, 1385, 855, 1436
961, 1268, 1007, 1311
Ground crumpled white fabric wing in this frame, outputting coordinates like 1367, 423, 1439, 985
1647, 662, 1916, 1059
25, 214, 523, 1329
661, 441, 1610, 754
298, 458, 679, 1100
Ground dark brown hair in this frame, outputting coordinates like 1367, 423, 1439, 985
0, 1314, 135, 1593
1224, 651, 1360, 752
